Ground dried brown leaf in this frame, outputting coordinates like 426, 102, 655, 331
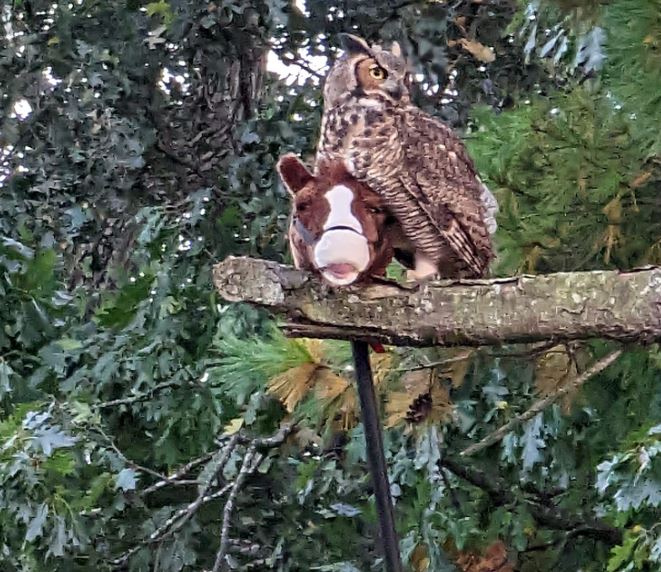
454, 15, 467, 34
386, 368, 453, 427
523, 244, 543, 273
601, 224, 622, 264
401, 368, 432, 395
411, 543, 430, 571
630, 170, 652, 188
384, 391, 414, 428
534, 345, 578, 413
457, 38, 496, 63
300, 338, 326, 364
602, 196, 623, 223
437, 348, 474, 388
315, 368, 357, 430
371, 351, 393, 387
267, 363, 318, 412
647, 239, 661, 264
428, 383, 454, 424
456, 541, 513, 572
315, 367, 350, 400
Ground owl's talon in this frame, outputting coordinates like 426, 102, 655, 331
405, 269, 438, 283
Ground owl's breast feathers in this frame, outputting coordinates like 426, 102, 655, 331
317, 94, 495, 278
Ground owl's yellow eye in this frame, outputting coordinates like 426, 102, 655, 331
368, 65, 388, 80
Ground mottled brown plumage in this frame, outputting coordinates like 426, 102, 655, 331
317, 34, 497, 279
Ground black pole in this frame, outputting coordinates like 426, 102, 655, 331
351, 341, 403, 572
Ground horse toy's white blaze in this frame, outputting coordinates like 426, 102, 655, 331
314, 184, 370, 285
322, 185, 363, 232
276, 154, 393, 287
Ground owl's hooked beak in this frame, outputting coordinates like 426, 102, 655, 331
382, 78, 403, 101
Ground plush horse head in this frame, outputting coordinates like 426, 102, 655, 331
277, 153, 394, 286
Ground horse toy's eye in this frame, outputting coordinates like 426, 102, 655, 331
368, 206, 384, 214
369, 64, 388, 80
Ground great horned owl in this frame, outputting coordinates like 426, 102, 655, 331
317, 34, 498, 280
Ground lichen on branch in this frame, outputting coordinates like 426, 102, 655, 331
214, 256, 661, 347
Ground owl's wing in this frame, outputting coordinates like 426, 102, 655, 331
399, 107, 494, 276
399, 172, 489, 277
356, 106, 492, 277
317, 100, 494, 277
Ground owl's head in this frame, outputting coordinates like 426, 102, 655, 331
324, 34, 410, 108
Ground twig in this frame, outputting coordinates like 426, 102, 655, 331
275, 52, 325, 80
97, 427, 167, 481
252, 423, 296, 448
155, 139, 198, 171
440, 456, 622, 545
112, 426, 295, 567
142, 451, 215, 496
346, 342, 559, 373
112, 483, 233, 566
210, 425, 295, 571
488, 340, 561, 359
147, 482, 233, 543
213, 423, 296, 449
228, 538, 264, 557
395, 353, 471, 372
111, 434, 241, 567
212, 445, 262, 572
154, 433, 242, 536
96, 379, 196, 409
461, 349, 623, 457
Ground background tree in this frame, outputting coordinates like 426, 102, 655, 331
0, 0, 659, 570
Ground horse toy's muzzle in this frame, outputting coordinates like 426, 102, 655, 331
294, 218, 371, 287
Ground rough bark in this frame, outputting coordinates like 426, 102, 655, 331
213, 256, 661, 347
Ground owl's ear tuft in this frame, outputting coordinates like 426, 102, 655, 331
339, 33, 371, 56
277, 154, 314, 195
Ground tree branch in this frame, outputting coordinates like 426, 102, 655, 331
111, 434, 241, 567
96, 379, 197, 410
97, 427, 167, 482
111, 425, 296, 568
440, 456, 622, 545
213, 257, 661, 347
460, 349, 623, 457
212, 445, 261, 572
141, 450, 215, 497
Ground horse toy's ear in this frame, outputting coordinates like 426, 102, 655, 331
277, 154, 314, 195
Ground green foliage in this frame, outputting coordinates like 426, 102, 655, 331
598, 424, 661, 570
603, 0, 661, 157
210, 327, 312, 403
468, 86, 659, 273
0, 0, 659, 570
